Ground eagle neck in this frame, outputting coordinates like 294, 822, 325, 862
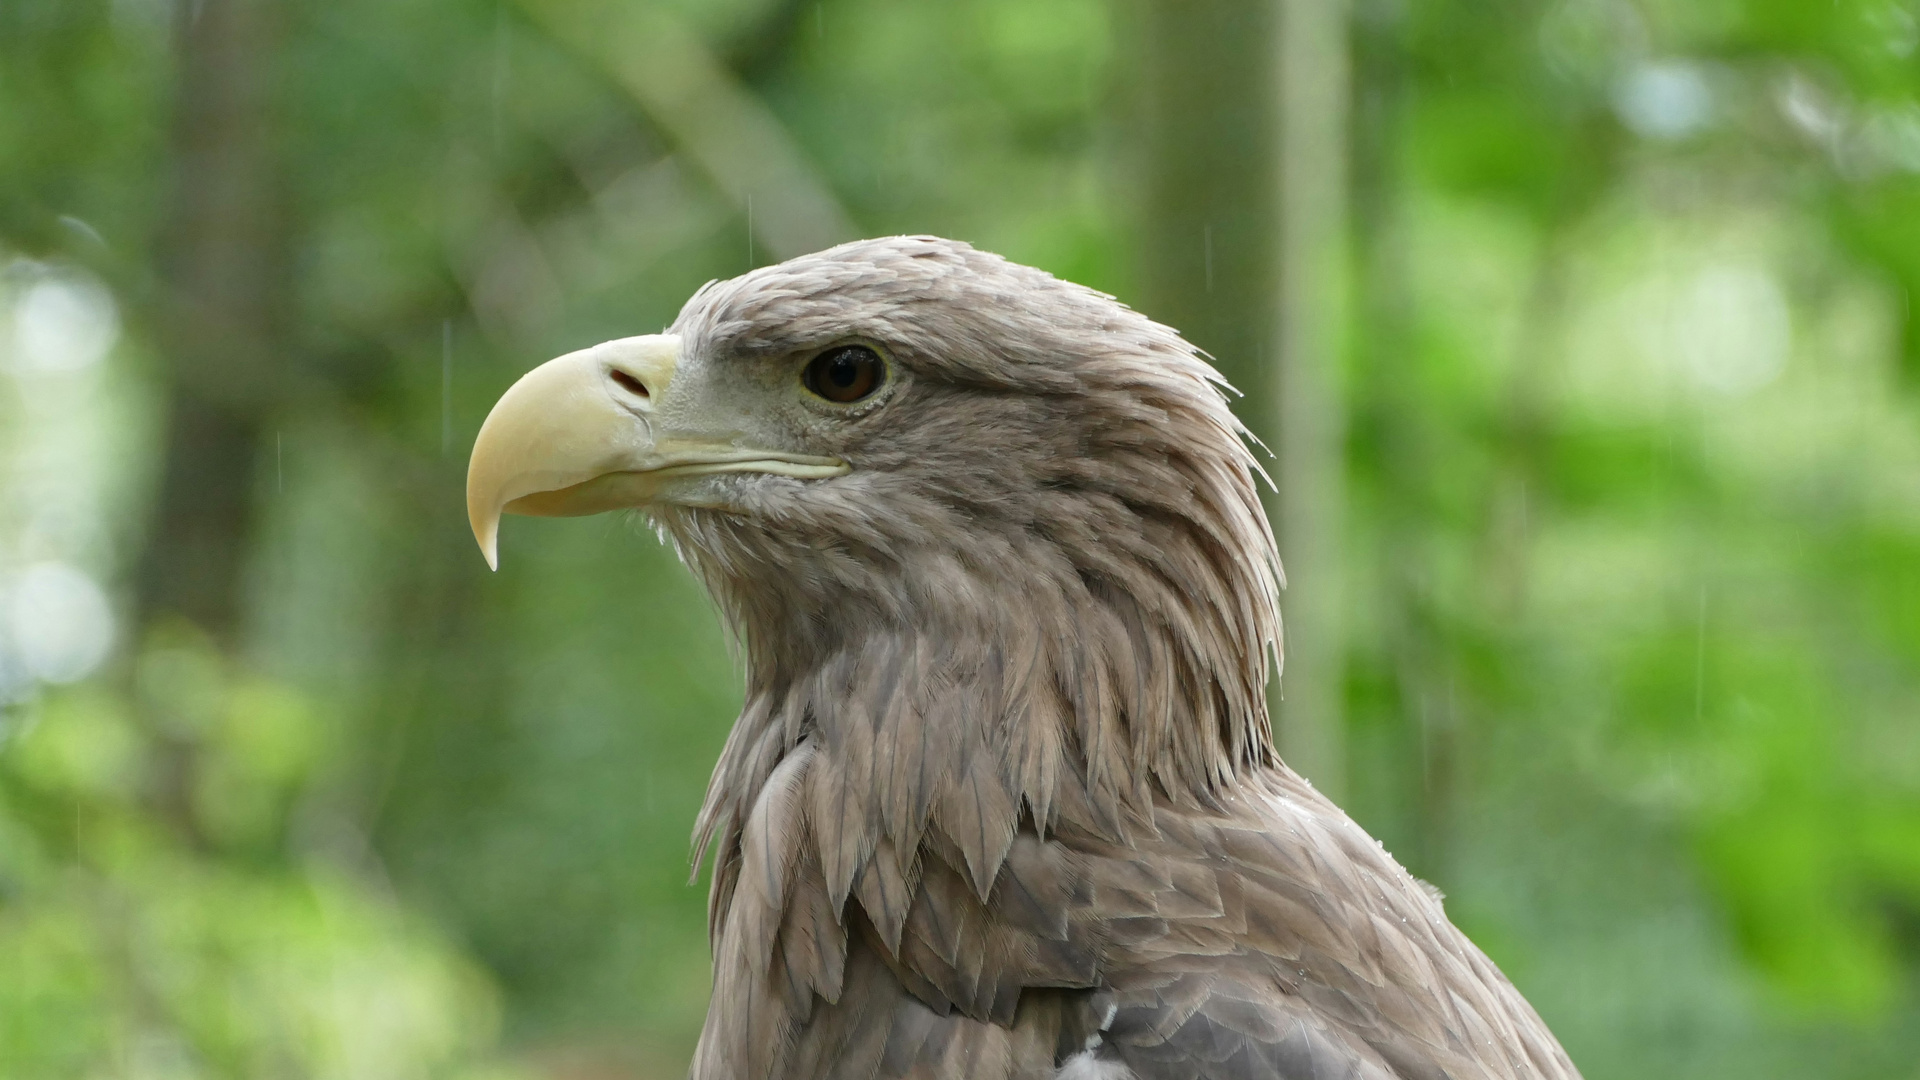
688, 518, 1280, 929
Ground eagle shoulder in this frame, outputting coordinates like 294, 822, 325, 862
694, 747, 1577, 1080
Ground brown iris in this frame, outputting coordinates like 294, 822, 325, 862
803, 345, 885, 404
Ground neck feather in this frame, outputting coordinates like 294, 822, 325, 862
669, 447, 1281, 926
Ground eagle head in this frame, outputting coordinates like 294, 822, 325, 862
468, 235, 1282, 822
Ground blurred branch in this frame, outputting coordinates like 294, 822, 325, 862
518, 0, 857, 262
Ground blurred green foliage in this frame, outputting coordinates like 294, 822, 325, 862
4, 0, 1920, 1077
0, 630, 518, 1078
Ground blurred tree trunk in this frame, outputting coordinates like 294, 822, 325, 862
1132, 0, 1347, 797
1132, 0, 1275, 406
137, 0, 286, 644
1271, 0, 1349, 799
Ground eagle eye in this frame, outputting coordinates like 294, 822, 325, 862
803, 345, 885, 404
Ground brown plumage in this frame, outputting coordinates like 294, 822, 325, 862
468, 236, 1581, 1080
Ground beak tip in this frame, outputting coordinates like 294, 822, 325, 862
472, 509, 501, 571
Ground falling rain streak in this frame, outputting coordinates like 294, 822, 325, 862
442, 319, 454, 456
1204, 225, 1213, 294
1694, 586, 1708, 726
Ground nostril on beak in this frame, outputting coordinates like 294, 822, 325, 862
609, 368, 650, 399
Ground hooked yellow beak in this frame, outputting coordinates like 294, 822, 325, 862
465, 334, 847, 569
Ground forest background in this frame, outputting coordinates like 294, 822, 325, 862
5, 0, 1920, 1077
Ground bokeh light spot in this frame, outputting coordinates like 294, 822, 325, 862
11, 268, 120, 374
8, 561, 116, 684
1677, 265, 1791, 397
1613, 60, 1713, 141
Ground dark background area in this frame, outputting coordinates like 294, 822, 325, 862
5, 0, 1920, 1076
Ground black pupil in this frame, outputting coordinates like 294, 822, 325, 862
808, 346, 881, 402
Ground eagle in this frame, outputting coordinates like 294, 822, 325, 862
466, 236, 1581, 1080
